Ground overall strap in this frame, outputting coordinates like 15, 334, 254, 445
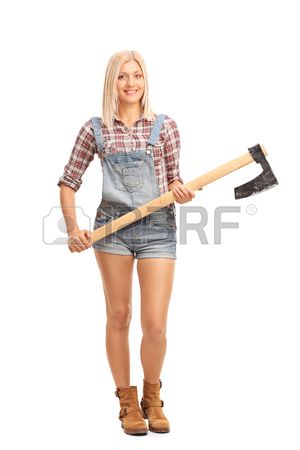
91, 117, 105, 151
147, 114, 167, 146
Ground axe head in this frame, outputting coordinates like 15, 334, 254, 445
234, 144, 278, 199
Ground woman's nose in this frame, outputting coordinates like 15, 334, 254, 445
126, 76, 136, 87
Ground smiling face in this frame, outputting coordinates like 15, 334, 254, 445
116, 59, 145, 106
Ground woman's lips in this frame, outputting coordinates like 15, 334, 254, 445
124, 90, 138, 96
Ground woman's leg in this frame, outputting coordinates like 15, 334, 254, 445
94, 250, 135, 388
137, 258, 176, 384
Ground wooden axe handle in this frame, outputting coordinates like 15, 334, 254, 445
91, 144, 268, 244
185, 143, 268, 191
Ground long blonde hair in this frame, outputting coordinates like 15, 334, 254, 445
102, 50, 154, 128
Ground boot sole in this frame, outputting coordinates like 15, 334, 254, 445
121, 423, 148, 436
149, 426, 170, 433
141, 410, 170, 433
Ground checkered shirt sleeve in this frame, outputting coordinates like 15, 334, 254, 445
57, 121, 97, 192
163, 118, 184, 185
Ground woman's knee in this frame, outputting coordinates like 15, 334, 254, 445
142, 321, 167, 339
107, 305, 132, 331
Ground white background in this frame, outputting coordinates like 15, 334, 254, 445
1, 0, 299, 449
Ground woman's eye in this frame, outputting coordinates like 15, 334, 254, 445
118, 74, 142, 80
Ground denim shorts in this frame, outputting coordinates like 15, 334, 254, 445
92, 201, 177, 259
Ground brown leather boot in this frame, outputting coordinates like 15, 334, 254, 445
140, 379, 170, 433
115, 386, 148, 435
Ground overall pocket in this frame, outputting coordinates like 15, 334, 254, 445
113, 160, 144, 193
94, 206, 115, 229
149, 208, 177, 230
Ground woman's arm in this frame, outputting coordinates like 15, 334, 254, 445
163, 118, 184, 187
164, 118, 195, 203
59, 184, 91, 252
57, 120, 96, 252
59, 184, 79, 234
57, 120, 97, 192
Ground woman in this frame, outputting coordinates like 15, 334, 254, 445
57, 50, 195, 436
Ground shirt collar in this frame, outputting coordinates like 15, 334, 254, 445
113, 113, 156, 124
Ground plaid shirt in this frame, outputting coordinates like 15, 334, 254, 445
57, 114, 184, 195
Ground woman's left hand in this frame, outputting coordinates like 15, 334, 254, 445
171, 183, 196, 204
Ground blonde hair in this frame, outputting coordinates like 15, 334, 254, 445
102, 50, 154, 128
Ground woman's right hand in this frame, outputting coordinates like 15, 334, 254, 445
67, 228, 91, 253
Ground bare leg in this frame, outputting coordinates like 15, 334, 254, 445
137, 258, 175, 384
94, 250, 135, 388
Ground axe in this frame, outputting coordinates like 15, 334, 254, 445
90, 143, 278, 244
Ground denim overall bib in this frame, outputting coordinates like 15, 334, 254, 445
91, 114, 177, 259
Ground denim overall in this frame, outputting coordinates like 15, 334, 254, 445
91, 114, 177, 259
